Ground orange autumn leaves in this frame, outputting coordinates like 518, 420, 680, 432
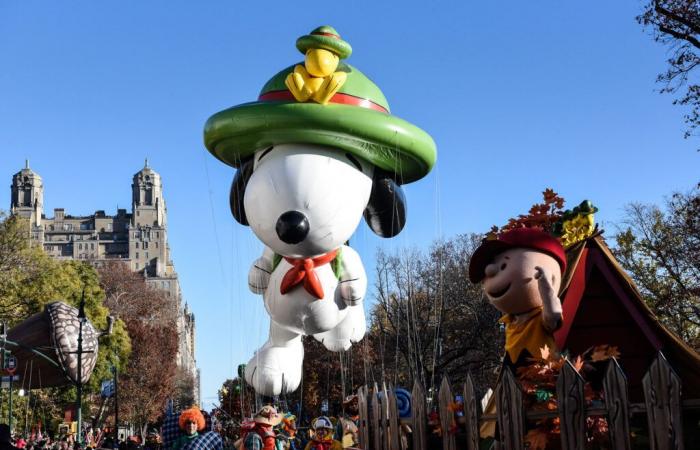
493, 189, 566, 235
519, 344, 619, 450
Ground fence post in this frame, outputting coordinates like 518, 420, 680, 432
371, 383, 382, 450
438, 376, 456, 450
380, 382, 391, 450
496, 367, 524, 450
411, 380, 427, 450
556, 360, 586, 449
463, 373, 479, 450
643, 352, 684, 450
386, 385, 401, 450
603, 358, 631, 450
357, 385, 370, 449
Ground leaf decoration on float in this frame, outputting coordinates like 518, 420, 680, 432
518, 344, 620, 449
487, 190, 599, 249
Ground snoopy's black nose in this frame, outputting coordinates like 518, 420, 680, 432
276, 210, 309, 244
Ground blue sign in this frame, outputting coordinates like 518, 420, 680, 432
101, 380, 115, 398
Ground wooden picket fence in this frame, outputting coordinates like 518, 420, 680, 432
356, 352, 700, 450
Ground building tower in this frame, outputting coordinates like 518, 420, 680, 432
8, 161, 200, 404
132, 158, 166, 228
10, 160, 43, 228
129, 160, 169, 277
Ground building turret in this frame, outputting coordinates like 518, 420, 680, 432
10, 160, 43, 227
132, 158, 166, 228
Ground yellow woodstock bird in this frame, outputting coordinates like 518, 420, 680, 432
285, 25, 351, 105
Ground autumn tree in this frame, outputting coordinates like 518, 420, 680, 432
297, 336, 376, 421
614, 182, 700, 350
638, 1, 700, 141
368, 235, 503, 399
0, 214, 131, 433
214, 376, 257, 441
97, 261, 179, 435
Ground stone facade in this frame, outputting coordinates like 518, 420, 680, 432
10, 161, 200, 404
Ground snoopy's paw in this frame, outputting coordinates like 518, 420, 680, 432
244, 345, 302, 396
248, 258, 272, 294
339, 279, 364, 306
314, 332, 352, 352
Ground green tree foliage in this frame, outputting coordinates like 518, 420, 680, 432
638, 1, 700, 140
0, 214, 131, 432
614, 183, 700, 350
215, 376, 256, 441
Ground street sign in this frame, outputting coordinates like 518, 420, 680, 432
5, 355, 16, 375
1, 375, 20, 389
100, 380, 115, 398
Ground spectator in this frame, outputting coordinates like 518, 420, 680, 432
0, 425, 20, 450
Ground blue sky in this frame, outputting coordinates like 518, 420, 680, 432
1, 1, 698, 409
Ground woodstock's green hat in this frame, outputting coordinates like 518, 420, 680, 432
296, 26, 352, 59
204, 27, 436, 184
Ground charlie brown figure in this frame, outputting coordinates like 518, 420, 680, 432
469, 227, 567, 367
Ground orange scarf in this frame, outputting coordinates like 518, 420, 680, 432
280, 250, 338, 299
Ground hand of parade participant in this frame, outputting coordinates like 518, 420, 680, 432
534, 266, 563, 331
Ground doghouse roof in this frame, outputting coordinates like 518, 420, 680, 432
554, 234, 700, 398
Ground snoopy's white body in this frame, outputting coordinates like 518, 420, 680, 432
243, 144, 371, 395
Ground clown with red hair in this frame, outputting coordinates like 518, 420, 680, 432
173, 407, 207, 450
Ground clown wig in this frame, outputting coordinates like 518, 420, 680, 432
178, 407, 206, 432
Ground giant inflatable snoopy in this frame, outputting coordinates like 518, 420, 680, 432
204, 26, 437, 395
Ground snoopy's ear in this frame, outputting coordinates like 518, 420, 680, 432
229, 158, 254, 226
364, 170, 407, 238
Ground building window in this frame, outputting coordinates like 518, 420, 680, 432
136, 252, 139, 259
135, 242, 139, 249
155, 242, 158, 248
145, 252, 149, 259
78, 243, 82, 250
144, 241, 149, 249
91, 243, 95, 250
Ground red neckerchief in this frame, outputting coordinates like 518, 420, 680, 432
280, 249, 338, 299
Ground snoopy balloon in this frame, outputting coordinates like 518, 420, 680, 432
204, 26, 437, 395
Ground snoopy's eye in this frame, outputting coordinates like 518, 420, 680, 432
500, 263, 507, 270
257, 146, 274, 162
345, 153, 363, 171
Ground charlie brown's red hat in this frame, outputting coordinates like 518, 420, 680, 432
468, 227, 566, 283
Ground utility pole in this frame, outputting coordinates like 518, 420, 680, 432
8, 372, 12, 432
0, 322, 5, 424
112, 363, 119, 448
76, 290, 87, 447
5, 354, 17, 434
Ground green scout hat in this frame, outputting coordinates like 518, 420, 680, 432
204, 26, 436, 184
296, 25, 352, 59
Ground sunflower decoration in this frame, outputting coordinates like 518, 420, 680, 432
553, 200, 599, 248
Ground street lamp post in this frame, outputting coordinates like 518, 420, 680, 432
76, 291, 87, 447
111, 363, 119, 448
